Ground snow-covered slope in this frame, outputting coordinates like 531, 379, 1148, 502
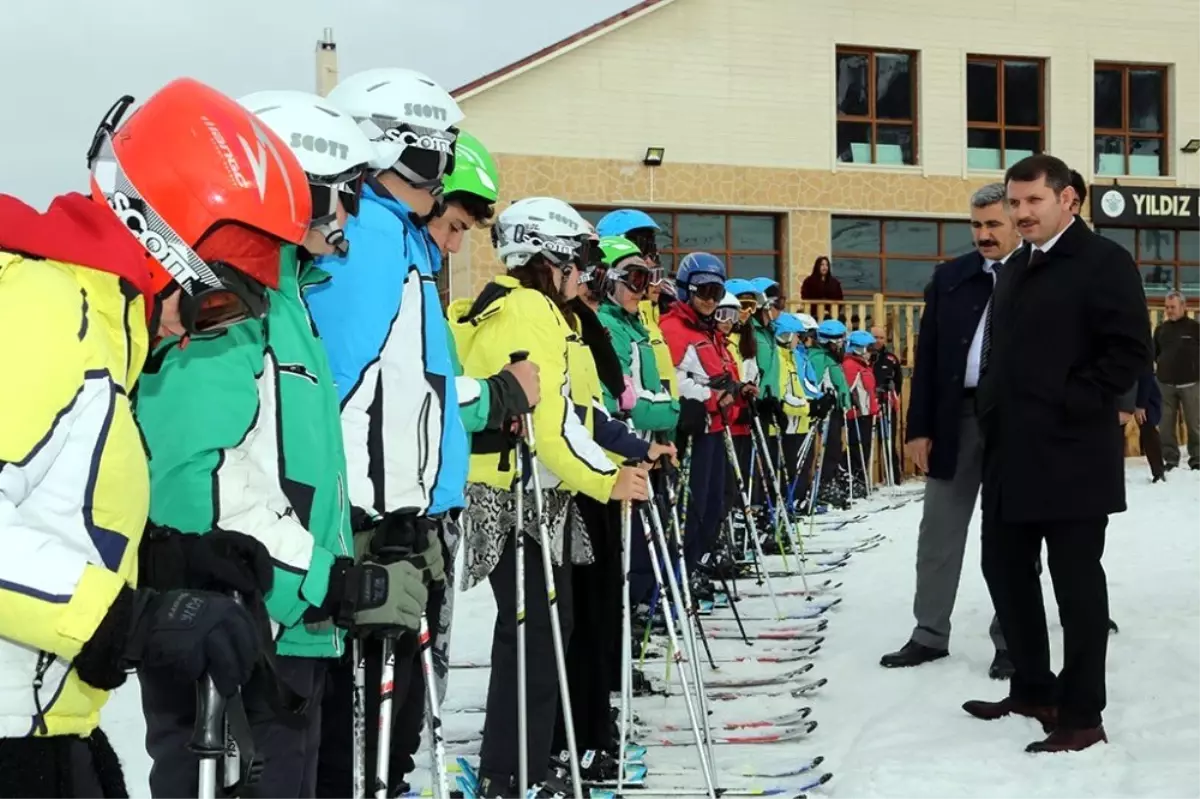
102, 457, 1200, 797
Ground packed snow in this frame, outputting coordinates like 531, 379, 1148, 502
103, 455, 1200, 797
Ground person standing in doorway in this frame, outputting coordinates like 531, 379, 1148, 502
966, 155, 1150, 753
800, 255, 844, 320
880, 183, 1019, 677
1154, 290, 1200, 471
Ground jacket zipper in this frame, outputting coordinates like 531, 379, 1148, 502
31, 652, 55, 734
416, 394, 432, 496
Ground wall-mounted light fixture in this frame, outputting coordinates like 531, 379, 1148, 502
1181, 138, 1200, 154
643, 147, 665, 167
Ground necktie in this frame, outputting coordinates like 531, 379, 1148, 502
979, 258, 1006, 377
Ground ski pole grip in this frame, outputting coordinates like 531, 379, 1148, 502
188, 676, 227, 757
509, 350, 529, 364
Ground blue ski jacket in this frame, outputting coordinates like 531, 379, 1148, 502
306, 182, 468, 517
793, 343, 824, 400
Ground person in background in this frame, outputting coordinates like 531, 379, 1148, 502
1154, 290, 1200, 471
724, 279, 762, 506
773, 313, 813, 491
808, 319, 852, 508
1068, 170, 1089, 224
967, 154, 1150, 753
1121, 370, 1166, 482
842, 330, 879, 495
800, 255, 844, 320
880, 183, 1016, 677
870, 325, 903, 482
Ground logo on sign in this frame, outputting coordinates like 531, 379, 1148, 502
1100, 190, 1126, 218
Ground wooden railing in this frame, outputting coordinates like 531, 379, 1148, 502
790, 294, 1178, 478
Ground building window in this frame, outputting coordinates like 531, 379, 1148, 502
1097, 227, 1199, 298
831, 216, 975, 296
578, 208, 782, 282
836, 47, 918, 166
966, 56, 1044, 170
1094, 63, 1169, 176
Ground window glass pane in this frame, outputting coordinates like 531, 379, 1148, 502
730, 215, 776, 251
877, 124, 915, 165
884, 220, 938, 255
650, 212, 674, 253
657, 253, 675, 274
836, 121, 872, 163
1004, 129, 1041, 166
967, 61, 998, 123
1141, 265, 1175, 298
1179, 229, 1199, 263
1094, 68, 1124, 129
967, 128, 1002, 170
1004, 61, 1041, 126
1179, 266, 1200, 300
836, 53, 869, 116
1096, 227, 1136, 256
875, 52, 913, 119
942, 222, 975, 256
1129, 69, 1164, 133
832, 217, 881, 253
676, 213, 726, 251
1094, 135, 1126, 175
1129, 138, 1164, 177
834, 257, 882, 293
580, 209, 607, 227
1140, 229, 1175, 261
730, 255, 777, 282
885, 260, 939, 294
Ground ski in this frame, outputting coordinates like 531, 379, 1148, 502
735, 583, 842, 599
705, 626, 826, 641
587, 771, 834, 798
708, 676, 829, 700
643, 642, 823, 664
642, 720, 818, 746
661, 662, 814, 691
636, 706, 812, 734
649, 755, 826, 779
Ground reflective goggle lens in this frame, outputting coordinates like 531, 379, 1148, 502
714, 306, 738, 324
192, 289, 254, 332
691, 282, 725, 302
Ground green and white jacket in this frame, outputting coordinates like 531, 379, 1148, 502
135, 246, 353, 659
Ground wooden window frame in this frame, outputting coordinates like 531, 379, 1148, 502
965, 55, 1046, 169
576, 207, 785, 283
835, 46, 920, 165
1096, 227, 1199, 299
831, 216, 974, 298
1094, 62, 1170, 176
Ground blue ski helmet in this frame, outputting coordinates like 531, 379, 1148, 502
596, 209, 660, 238
773, 312, 805, 337
675, 252, 726, 294
847, 329, 875, 353
816, 319, 847, 342
724, 278, 757, 298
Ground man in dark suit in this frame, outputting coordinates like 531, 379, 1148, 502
965, 155, 1151, 753
880, 183, 1021, 675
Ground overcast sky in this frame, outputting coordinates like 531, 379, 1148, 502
2, 0, 637, 209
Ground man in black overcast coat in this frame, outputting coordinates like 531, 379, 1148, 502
964, 154, 1151, 753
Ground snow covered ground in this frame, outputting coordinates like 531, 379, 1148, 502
103, 456, 1200, 798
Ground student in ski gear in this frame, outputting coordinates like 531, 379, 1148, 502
774, 313, 813, 490
450, 197, 649, 797
134, 87, 416, 799
843, 329, 880, 493
597, 208, 676, 397
869, 325, 903, 481
809, 319, 852, 507
0, 77, 307, 798
661, 253, 754, 570
722, 279, 761, 506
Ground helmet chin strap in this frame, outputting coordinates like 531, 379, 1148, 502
316, 222, 350, 255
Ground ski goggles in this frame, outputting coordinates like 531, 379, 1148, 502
689, 281, 726, 302
713, 305, 739, 325
646, 265, 666, 286
738, 297, 759, 313
180, 263, 270, 333
612, 262, 652, 294
364, 119, 457, 192
309, 168, 367, 225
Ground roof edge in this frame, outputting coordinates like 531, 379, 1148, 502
451, 0, 678, 101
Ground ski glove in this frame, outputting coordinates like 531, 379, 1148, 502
677, 397, 708, 436
363, 512, 445, 586
809, 393, 836, 420
139, 524, 274, 598
323, 556, 427, 637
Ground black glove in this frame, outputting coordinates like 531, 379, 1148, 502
756, 397, 784, 427
139, 524, 273, 597
76, 587, 261, 698
810, 393, 836, 420
678, 397, 708, 436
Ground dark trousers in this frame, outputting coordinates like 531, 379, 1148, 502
0, 730, 126, 798
847, 415, 873, 485
140, 655, 328, 798
981, 513, 1109, 730
818, 411, 846, 489
785, 431, 816, 506
628, 499, 656, 607
728, 434, 752, 513
1139, 419, 1166, 479
683, 432, 728, 570
478, 525, 574, 785
315, 586, 446, 797
553, 497, 620, 754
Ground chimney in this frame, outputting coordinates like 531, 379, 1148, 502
315, 27, 338, 96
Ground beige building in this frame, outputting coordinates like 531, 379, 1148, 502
444, 0, 1200, 306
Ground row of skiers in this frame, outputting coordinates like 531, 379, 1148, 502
0, 66, 899, 799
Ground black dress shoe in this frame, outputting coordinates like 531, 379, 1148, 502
880, 639, 949, 668
988, 649, 1015, 680
1108, 618, 1119, 634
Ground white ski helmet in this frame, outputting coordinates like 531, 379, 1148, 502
795, 312, 819, 332
714, 290, 740, 324
492, 197, 590, 271
239, 89, 379, 253
327, 68, 464, 190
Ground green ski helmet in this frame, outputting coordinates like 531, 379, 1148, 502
598, 235, 643, 267
442, 130, 499, 202
598, 236, 652, 295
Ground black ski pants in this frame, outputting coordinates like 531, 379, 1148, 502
847, 415, 873, 486
478, 521, 574, 786
683, 432, 728, 570
0, 729, 126, 798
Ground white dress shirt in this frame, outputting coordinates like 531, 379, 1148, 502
964, 247, 1021, 389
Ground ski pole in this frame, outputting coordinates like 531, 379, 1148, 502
637, 499, 718, 799
807, 416, 830, 537
719, 419, 782, 619
513, 361, 584, 799
657, 463, 717, 669
375, 638, 397, 799
842, 414, 855, 504
418, 615, 450, 799
867, 414, 878, 493
854, 415, 872, 498
513, 407, 530, 798
191, 677, 225, 799
352, 640, 367, 799
748, 409, 809, 595
618, 489, 634, 796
